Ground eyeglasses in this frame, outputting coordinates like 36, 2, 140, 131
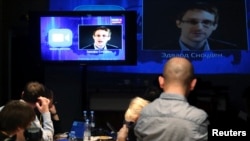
181, 19, 215, 28
94, 34, 109, 37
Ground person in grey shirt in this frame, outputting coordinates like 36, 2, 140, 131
134, 57, 209, 141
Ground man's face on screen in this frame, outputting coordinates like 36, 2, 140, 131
93, 29, 111, 48
176, 9, 218, 48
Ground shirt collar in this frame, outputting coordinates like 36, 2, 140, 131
94, 45, 107, 50
159, 93, 187, 102
179, 39, 210, 51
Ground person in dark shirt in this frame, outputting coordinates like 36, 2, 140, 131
81, 26, 119, 50
0, 100, 36, 141
156, 2, 238, 51
35, 86, 66, 140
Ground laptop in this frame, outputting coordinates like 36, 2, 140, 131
70, 121, 85, 140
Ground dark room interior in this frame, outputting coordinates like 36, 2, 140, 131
0, 0, 249, 140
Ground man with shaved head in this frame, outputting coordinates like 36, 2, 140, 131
134, 57, 209, 141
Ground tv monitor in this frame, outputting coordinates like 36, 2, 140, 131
47, 0, 250, 74
28, 11, 137, 66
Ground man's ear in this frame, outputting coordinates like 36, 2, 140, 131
158, 75, 164, 89
107, 36, 111, 41
21, 91, 24, 98
190, 78, 197, 91
211, 23, 218, 31
176, 20, 181, 28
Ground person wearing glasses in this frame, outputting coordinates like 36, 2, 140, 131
176, 2, 238, 51
156, 2, 238, 51
81, 26, 119, 50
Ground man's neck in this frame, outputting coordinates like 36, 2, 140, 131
163, 83, 188, 96
180, 37, 206, 50
94, 44, 105, 49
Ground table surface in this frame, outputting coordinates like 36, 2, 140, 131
56, 137, 114, 141
55, 120, 115, 141
55, 133, 114, 141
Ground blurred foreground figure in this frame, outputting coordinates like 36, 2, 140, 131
0, 100, 36, 141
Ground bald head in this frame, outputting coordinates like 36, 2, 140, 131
159, 57, 196, 94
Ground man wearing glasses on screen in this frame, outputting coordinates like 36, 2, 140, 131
175, 2, 238, 51
82, 26, 119, 50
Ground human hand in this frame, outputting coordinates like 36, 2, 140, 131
49, 103, 60, 120
116, 124, 128, 141
49, 104, 57, 114
36, 96, 50, 114
15, 129, 26, 141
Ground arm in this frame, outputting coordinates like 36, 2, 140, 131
50, 104, 59, 121
15, 131, 26, 141
194, 117, 209, 141
116, 124, 128, 141
36, 97, 54, 140
50, 104, 63, 135
41, 112, 54, 140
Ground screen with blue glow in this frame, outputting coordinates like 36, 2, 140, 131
40, 14, 125, 62
49, 0, 250, 74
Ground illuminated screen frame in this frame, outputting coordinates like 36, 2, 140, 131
47, 0, 250, 74
29, 11, 137, 66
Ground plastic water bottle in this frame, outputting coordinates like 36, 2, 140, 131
90, 111, 95, 129
83, 110, 88, 122
83, 119, 91, 141
69, 131, 77, 141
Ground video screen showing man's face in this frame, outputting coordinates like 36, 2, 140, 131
92, 28, 111, 48
143, 0, 248, 51
79, 25, 122, 50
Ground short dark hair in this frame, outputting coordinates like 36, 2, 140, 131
93, 26, 111, 36
0, 100, 36, 134
177, 2, 219, 24
22, 81, 45, 104
42, 86, 54, 99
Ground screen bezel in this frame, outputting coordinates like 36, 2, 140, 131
28, 11, 137, 66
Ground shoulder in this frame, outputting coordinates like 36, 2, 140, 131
139, 99, 159, 115
151, 39, 180, 50
106, 44, 120, 49
0, 105, 4, 111
184, 105, 208, 124
81, 44, 94, 49
208, 38, 238, 50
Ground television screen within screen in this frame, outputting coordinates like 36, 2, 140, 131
48, 0, 250, 74
29, 11, 137, 65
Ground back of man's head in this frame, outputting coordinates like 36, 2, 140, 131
162, 57, 194, 88
22, 81, 45, 104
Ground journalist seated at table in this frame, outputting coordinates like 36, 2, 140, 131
0, 100, 36, 141
1, 81, 54, 141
